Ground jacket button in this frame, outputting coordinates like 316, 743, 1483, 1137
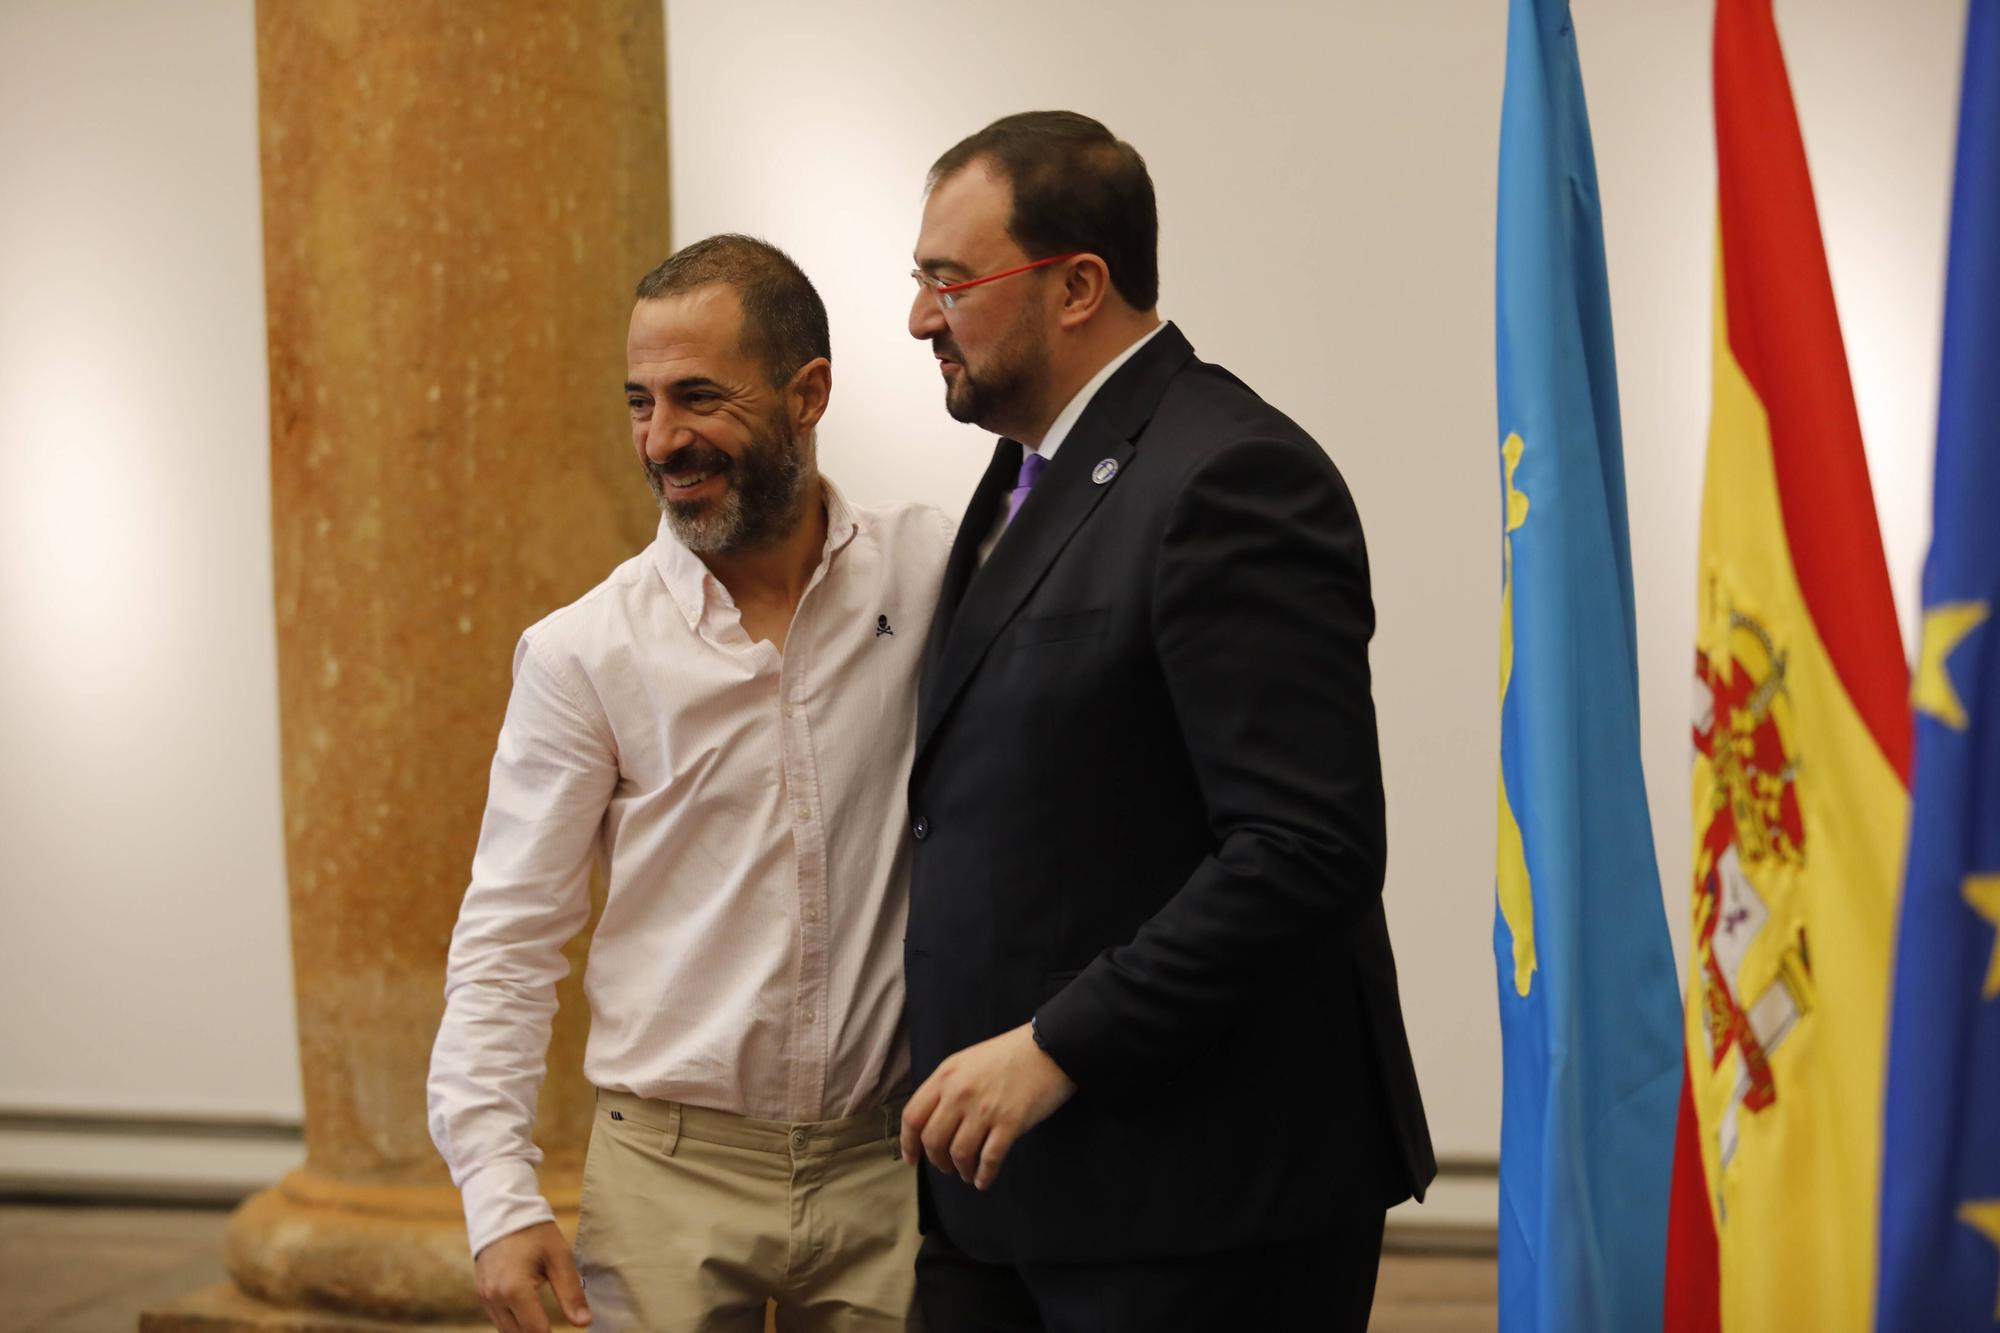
912, 815, 929, 841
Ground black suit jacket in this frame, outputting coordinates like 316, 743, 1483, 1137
906, 323, 1435, 1265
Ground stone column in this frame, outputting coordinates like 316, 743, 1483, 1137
145, 1, 668, 1326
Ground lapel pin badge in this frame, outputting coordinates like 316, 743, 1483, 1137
876, 615, 894, 637
1092, 458, 1119, 485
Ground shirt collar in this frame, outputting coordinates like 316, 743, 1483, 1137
650, 476, 860, 628
1031, 321, 1169, 463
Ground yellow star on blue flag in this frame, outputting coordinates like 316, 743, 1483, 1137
1915, 602, 1989, 730
1960, 1201, 2000, 1321
1964, 874, 2000, 1002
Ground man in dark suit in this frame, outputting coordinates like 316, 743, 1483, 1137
896, 111, 1436, 1331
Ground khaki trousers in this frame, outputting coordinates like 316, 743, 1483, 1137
575, 1089, 922, 1333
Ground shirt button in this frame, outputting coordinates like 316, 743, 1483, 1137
803, 1008, 815, 1023
805, 906, 818, 922
796, 804, 811, 821
912, 815, 929, 841
782, 702, 794, 718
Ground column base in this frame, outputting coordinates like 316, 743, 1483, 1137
208, 1167, 578, 1322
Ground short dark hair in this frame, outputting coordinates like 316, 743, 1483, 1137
634, 234, 830, 388
927, 111, 1159, 311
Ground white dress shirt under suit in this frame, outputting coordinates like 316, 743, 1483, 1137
974, 321, 1166, 566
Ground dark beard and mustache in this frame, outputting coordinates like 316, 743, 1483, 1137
934, 298, 1050, 431
645, 413, 808, 554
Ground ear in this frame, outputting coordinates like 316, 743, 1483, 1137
786, 357, 832, 431
1053, 254, 1113, 331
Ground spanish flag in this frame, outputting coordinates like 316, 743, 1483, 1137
1663, 2, 1912, 1328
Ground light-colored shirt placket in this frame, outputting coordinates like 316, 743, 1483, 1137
780, 528, 845, 1118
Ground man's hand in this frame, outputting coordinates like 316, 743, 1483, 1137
473, 1220, 591, 1333
900, 1022, 1076, 1191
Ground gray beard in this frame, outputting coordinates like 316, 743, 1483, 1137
651, 422, 810, 555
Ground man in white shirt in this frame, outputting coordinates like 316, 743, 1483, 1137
428, 234, 952, 1332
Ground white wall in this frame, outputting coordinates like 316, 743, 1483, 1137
666, 0, 1962, 1160
0, 0, 1962, 1162
0, 0, 299, 1120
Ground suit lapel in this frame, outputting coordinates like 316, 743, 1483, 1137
920, 438, 1016, 710
914, 324, 1195, 767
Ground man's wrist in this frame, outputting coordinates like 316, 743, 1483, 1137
457, 1158, 557, 1257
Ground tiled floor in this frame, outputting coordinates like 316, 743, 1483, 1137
1, 1204, 233, 1333
0, 1202, 1497, 1331
1368, 1249, 1501, 1332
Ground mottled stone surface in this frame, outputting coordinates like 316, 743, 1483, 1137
187, 0, 669, 1321
222, 1171, 576, 1320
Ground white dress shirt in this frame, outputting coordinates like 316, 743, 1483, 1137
977, 321, 1168, 565
428, 481, 954, 1254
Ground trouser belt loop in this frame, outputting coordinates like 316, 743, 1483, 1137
662, 1102, 683, 1157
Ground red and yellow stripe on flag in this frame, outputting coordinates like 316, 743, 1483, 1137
1664, 2, 1912, 1329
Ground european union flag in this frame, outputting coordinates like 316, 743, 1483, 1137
1493, 0, 1684, 1328
1877, 4, 2000, 1328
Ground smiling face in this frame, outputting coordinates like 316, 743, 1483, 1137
625, 283, 812, 554
909, 160, 1058, 440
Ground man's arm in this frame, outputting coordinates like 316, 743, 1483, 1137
427, 633, 616, 1329
1031, 434, 1388, 1091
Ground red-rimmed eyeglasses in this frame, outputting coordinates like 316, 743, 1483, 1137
911, 253, 1083, 311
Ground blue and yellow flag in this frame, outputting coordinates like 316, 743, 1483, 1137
1494, 1, 1684, 1327
1877, 4, 2000, 1327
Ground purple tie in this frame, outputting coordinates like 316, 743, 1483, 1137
1005, 451, 1048, 527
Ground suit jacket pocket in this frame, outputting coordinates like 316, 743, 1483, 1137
1010, 608, 1106, 649
1041, 968, 1083, 1001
